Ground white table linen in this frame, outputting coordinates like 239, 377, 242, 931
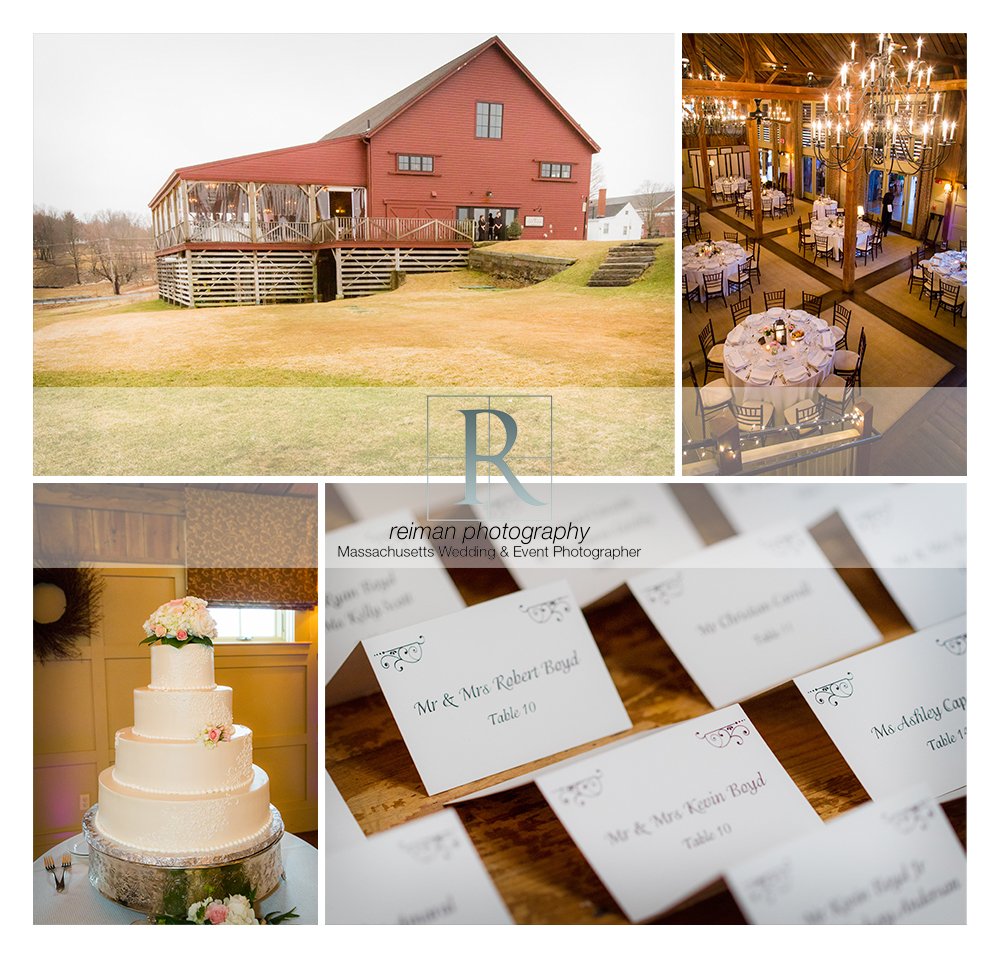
921, 249, 968, 296
811, 218, 873, 260
744, 189, 786, 211
723, 308, 837, 417
682, 240, 748, 299
812, 198, 839, 218
33, 832, 318, 924
714, 176, 748, 195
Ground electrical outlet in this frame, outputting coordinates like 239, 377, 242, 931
79, 793, 90, 811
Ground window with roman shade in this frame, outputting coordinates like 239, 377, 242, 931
184, 487, 317, 611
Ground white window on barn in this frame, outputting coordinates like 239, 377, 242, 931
476, 102, 503, 139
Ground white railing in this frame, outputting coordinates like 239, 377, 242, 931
156, 217, 477, 250
312, 217, 476, 244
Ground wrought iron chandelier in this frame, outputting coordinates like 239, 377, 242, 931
681, 60, 745, 138
812, 34, 957, 174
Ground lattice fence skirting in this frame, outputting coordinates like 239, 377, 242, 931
156, 250, 316, 306
157, 247, 469, 305
340, 247, 469, 297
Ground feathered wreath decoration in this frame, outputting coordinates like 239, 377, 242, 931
33, 567, 103, 662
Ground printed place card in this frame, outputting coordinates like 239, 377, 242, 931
473, 484, 704, 606
325, 772, 365, 854
793, 616, 967, 801
361, 581, 632, 795
838, 484, 966, 629
326, 809, 512, 924
709, 483, 895, 534
535, 705, 821, 922
628, 524, 881, 707
325, 511, 465, 683
726, 788, 966, 924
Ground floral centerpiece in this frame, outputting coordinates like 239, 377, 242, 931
153, 892, 298, 925
696, 240, 722, 258
140, 596, 218, 649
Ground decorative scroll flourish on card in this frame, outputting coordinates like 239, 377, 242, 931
758, 530, 808, 557
520, 596, 572, 625
642, 573, 684, 605
743, 860, 793, 905
398, 830, 461, 864
809, 672, 855, 706
374, 638, 425, 672
554, 771, 603, 806
936, 633, 967, 656
882, 800, 935, 835
696, 719, 751, 748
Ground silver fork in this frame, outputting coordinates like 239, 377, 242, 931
43, 854, 65, 892
61, 853, 71, 886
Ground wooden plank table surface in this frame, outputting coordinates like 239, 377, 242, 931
325, 485, 966, 924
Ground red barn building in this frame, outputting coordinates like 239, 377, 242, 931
150, 37, 598, 306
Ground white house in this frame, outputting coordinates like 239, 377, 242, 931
587, 190, 644, 241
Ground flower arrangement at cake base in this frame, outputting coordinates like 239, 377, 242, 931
84, 597, 293, 919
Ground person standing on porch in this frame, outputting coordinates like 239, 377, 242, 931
477, 214, 488, 241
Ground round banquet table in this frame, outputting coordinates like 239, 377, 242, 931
33, 831, 317, 924
812, 198, 839, 218
682, 240, 747, 299
744, 189, 786, 211
810, 218, 873, 260
714, 176, 748, 195
921, 249, 968, 297
723, 308, 838, 417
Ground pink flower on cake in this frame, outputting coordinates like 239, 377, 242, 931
205, 902, 229, 924
200, 724, 233, 748
176, 629, 188, 640
155, 625, 166, 637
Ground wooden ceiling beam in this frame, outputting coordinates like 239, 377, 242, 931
682, 77, 966, 100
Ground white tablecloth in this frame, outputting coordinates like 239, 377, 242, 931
714, 176, 748, 194
812, 198, 839, 218
682, 241, 747, 299
745, 189, 786, 211
723, 308, 837, 417
921, 250, 968, 295
33, 832, 318, 924
811, 218, 873, 259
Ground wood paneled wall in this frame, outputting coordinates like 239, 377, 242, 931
33, 483, 319, 858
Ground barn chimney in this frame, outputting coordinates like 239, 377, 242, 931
597, 188, 607, 217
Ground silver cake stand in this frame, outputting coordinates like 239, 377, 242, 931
82, 805, 285, 918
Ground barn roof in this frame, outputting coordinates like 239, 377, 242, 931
320, 35, 600, 152
149, 135, 365, 208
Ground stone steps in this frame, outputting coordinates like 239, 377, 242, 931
587, 243, 658, 287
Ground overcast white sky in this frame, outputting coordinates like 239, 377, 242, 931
33, 33, 673, 220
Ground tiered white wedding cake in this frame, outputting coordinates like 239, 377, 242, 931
93, 597, 275, 856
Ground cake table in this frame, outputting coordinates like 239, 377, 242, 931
33, 832, 317, 924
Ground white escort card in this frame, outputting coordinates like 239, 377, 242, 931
709, 483, 894, 534
793, 616, 967, 802
325, 511, 465, 695
361, 581, 632, 794
473, 484, 705, 606
326, 808, 512, 924
628, 523, 881, 707
325, 771, 365, 853
726, 787, 966, 924
534, 705, 821, 922
838, 484, 966, 629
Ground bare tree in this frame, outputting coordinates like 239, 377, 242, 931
33, 206, 60, 262
61, 211, 84, 285
589, 161, 606, 203
87, 211, 147, 295
633, 180, 667, 238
